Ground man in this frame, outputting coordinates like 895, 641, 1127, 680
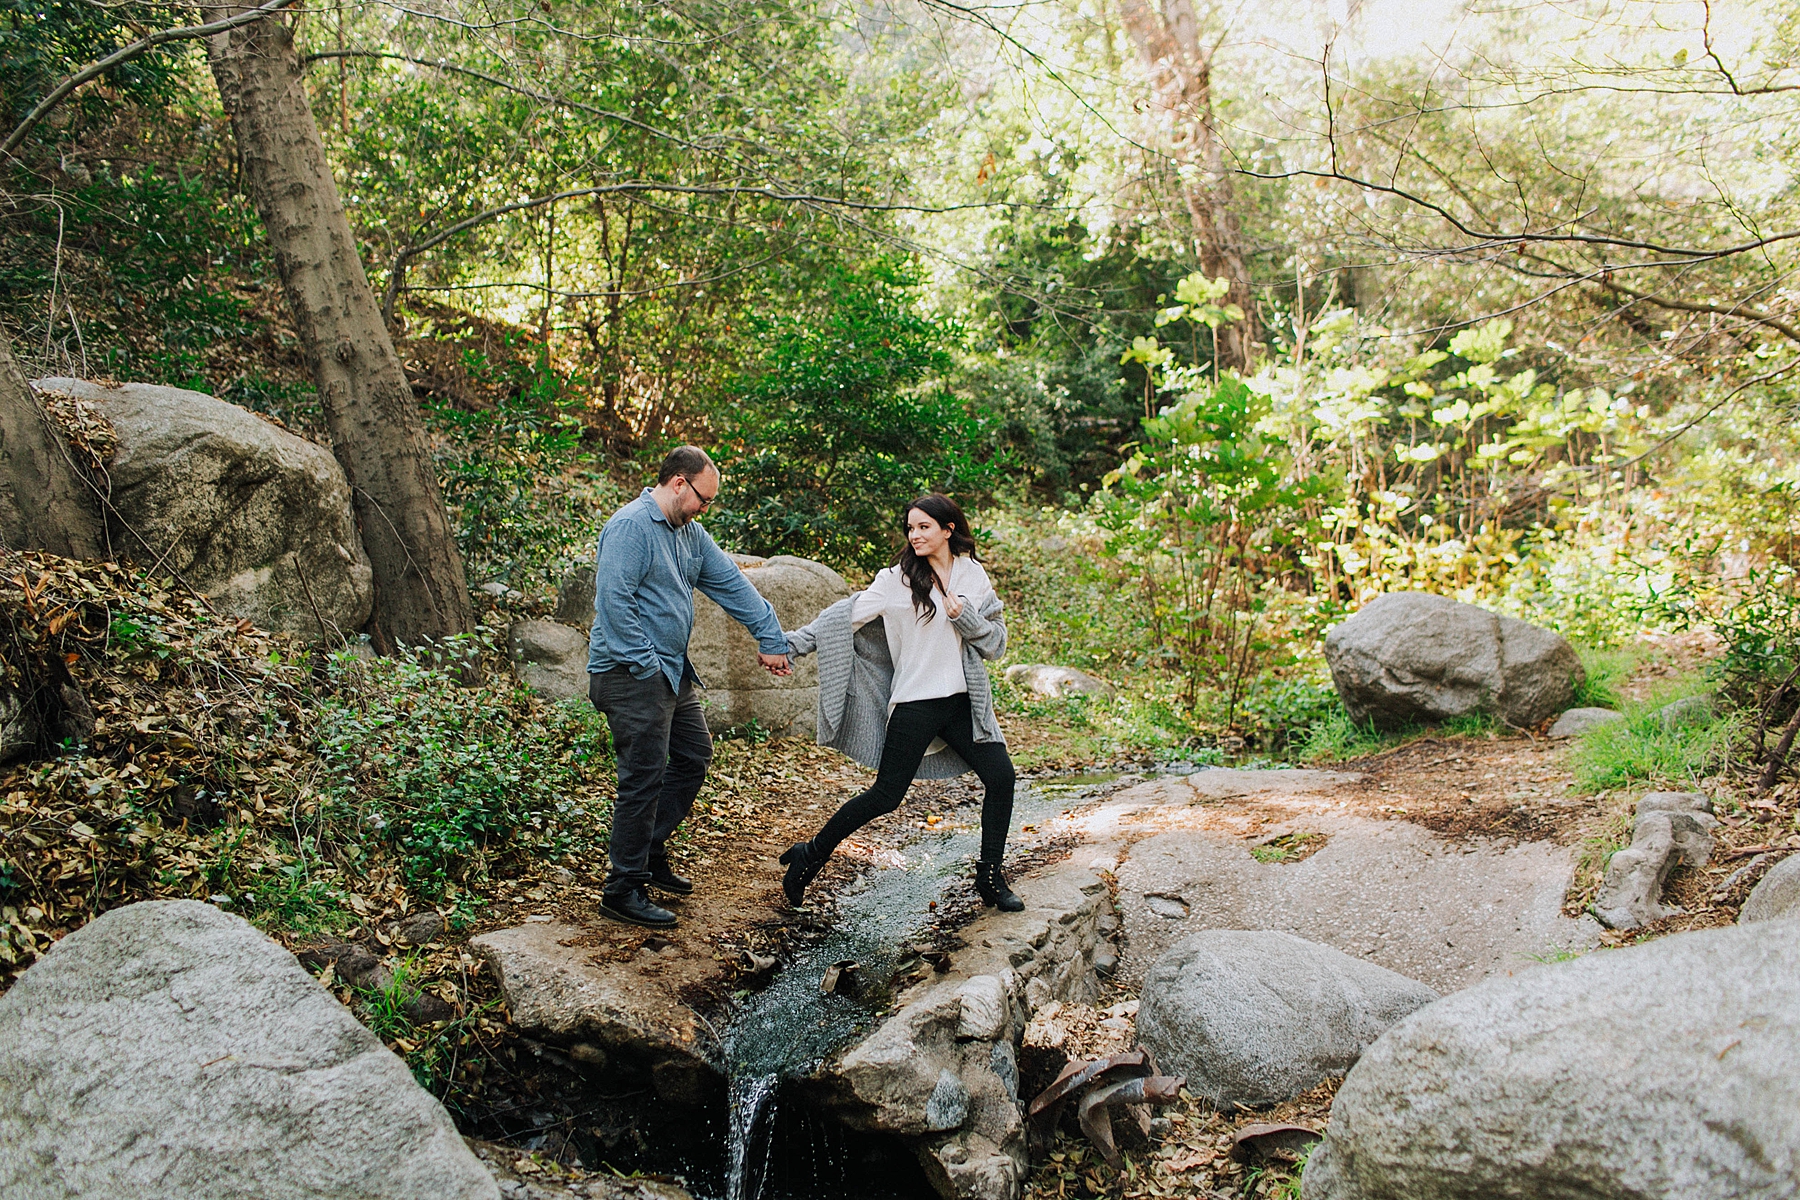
587, 446, 791, 928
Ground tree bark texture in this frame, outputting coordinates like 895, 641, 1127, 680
207, 12, 473, 648
1118, 0, 1261, 371
0, 329, 107, 560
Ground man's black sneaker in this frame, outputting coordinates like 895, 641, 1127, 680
648, 860, 694, 896
598, 889, 678, 929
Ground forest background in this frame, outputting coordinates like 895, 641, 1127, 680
6, 0, 1800, 943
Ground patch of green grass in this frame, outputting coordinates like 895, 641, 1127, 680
1569, 677, 1737, 792
1251, 831, 1323, 863
1573, 644, 1638, 710
1297, 706, 1399, 762
1441, 710, 1502, 738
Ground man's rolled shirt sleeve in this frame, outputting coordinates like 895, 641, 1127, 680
592, 517, 661, 678
694, 530, 788, 653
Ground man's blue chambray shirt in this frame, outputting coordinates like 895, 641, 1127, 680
586, 489, 787, 692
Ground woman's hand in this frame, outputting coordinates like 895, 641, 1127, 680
934, 570, 964, 619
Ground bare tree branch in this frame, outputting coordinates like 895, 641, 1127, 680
1, 0, 302, 161
379, 180, 1035, 322
300, 48, 717, 154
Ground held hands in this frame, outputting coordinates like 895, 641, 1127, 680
759, 651, 793, 677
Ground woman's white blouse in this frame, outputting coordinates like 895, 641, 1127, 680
852, 556, 997, 709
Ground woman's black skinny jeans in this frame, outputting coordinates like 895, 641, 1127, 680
809, 692, 1015, 863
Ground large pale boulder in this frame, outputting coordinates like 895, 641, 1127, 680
1302, 920, 1800, 1200
1136, 930, 1439, 1108
689, 554, 848, 733
1741, 852, 1800, 924
0, 899, 497, 1200
1324, 593, 1582, 729
1004, 664, 1115, 700
32, 378, 373, 638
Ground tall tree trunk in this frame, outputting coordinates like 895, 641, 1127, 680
207, 9, 472, 649
1118, 0, 1261, 371
0, 329, 106, 560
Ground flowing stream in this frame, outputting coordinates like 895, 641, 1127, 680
710, 772, 1120, 1200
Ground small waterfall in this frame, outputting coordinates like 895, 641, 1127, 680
725, 1072, 781, 1200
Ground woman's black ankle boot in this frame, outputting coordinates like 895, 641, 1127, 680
975, 861, 1024, 912
779, 840, 828, 907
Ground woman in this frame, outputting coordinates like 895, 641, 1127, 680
778, 494, 1023, 912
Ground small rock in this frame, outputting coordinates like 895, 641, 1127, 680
1741, 853, 1800, 924
923, 1068, 971, 1131
956, 975, 1010, 1041
397, 911, 444, 945
1138, 930, 1439, 1108
509, 620, 590, 703
479, 581, 511, 598
1654, 694, 1716, 731
1548, 707, 1624, 738
1591, 792, 1716, 930
1302, 920, 1800, 1200
1144, 894, 1190, 920
1005, 664, 1117, 700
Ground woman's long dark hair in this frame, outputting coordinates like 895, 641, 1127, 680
896, 494, 978, 622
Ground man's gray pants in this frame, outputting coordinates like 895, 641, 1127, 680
588, 667, 712, 899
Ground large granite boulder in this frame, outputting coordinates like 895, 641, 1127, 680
1324, 592, 1582, 729
509, 619, 589, 703
0, 900, 497, 1200
553, 552, 849, 734
1302, 920, 1800, 1200
690, 555, 847, 733
1741, 852, 1800, 924
1136, 930, 1439, 1108
1004, 664, 1115, 700
32, 378, 373, 639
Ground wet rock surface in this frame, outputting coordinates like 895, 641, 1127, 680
0, 900, 496, 1200
1324, 592, 1582, 729
1302, 920, 1800, 1200
820, 855, 1114, 1200
1136, 930, 1438, 1108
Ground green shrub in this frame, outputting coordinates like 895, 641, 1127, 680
312, 642, 613, 903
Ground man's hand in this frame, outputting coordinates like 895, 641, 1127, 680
759, 651, 793, 677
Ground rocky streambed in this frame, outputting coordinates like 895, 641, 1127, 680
465, 761, 1618, 1200
6, 752, 1794, 1200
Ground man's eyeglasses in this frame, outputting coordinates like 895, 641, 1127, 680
681, 476, 718, 508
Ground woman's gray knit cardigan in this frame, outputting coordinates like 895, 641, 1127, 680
784, 591, 1007, 780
